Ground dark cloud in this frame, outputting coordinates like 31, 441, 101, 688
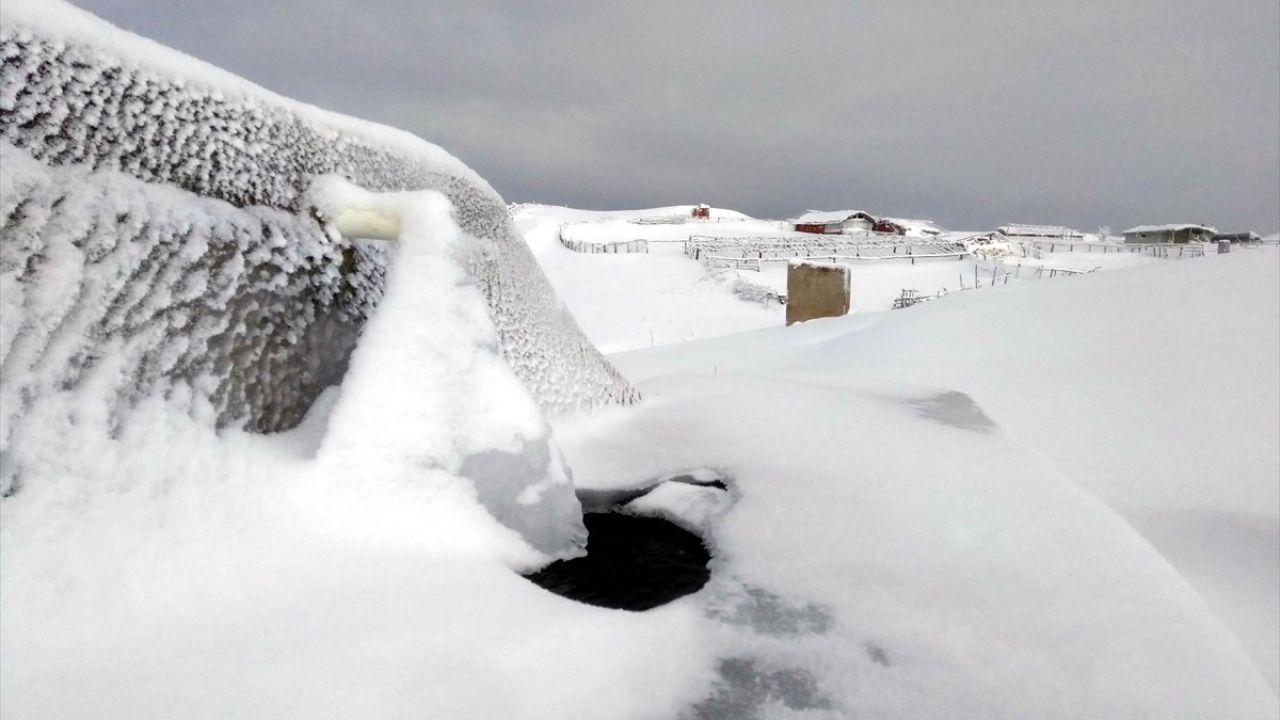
74, 0, 1279, 232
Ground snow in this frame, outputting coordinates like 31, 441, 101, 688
554, 373, 1275, 718
878, 216, 945, 236
513, 205, 783, 353
612, 246, 1280, 695
0, 0, 477, 182
306, 176, 586, 559
790, 209, 868, 224
621, 479, 733, 535
1123, 223, 1217, 234
517, 205, 1172, 352
0, 182, 687, 718
997, 224, 1084, 238
2, 2, 1277, 717
0, 0, 634, 425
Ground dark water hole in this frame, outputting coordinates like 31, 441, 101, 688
523, 513, 711, 611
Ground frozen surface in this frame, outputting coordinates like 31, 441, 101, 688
307, 177, 586, 559
0, 0, 634, 454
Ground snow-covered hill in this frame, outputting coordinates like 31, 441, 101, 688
612, 245, 1280, 692
513, 204, 785, 353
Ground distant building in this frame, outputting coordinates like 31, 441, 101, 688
996, 223, 1084, 239
877, 217, 945, 237
1122, 224, 1216, 244
1212, 231, 1261, 244
791, 210, 877, 234
791, 210, 943, 237
691, 204, 711, 220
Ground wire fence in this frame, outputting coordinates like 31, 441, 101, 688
687, 234, 967, 262
1023, 239, 1205, 258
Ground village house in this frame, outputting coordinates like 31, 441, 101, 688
1122, 224, 1216, 244
791, 210, 877, 234
791, 210, 943, 237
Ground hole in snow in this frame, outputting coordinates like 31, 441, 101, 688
522, 512, 711, 611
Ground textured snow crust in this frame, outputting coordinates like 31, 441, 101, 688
0, 2, 634, 462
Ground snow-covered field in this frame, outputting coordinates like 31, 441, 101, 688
599, 243, 1280, 696
3, 3, 1279, 718
514, 205, 784, 353
515, 204, 1172, 353
521, 205, 1279, 702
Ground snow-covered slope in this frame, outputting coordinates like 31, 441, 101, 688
514, 204, 784, 353
614, 246, 1280, 691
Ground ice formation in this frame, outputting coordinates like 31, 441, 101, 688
0, 1, 633, 504
0, 0, 633, 441
307, 177, 586, 557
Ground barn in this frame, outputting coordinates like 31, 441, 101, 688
1122, 224, 1216, 244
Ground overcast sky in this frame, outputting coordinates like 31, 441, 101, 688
77, 0, 1279, 232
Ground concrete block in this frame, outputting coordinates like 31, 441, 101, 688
786, 261, 851, 326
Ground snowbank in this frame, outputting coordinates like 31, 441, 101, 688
554, 373, 1276, 717
614, 246, 1280, 691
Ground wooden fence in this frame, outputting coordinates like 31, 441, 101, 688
688, 234, 967, 263
558, 227, 650, 254
1026, 239, 1205, 258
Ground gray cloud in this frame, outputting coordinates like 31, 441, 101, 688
74, 0, 1279, 232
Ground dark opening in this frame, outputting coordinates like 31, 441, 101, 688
522, 513, 711, 611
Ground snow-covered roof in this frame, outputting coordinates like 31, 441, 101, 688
881, 217, 945, 235
790, 210, 872, 224
1122, 224, 1216, 234
943, 231, 1000, 243
997, 224, 1083, 237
